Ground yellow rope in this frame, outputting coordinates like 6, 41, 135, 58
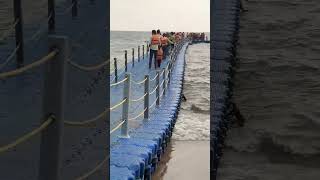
0, 116, 54, 154
0, 44, 20, 70
149, 85, 158, 95
130, 93, 147, 102
0, 50, 58, 79
128, 108, 147, 121
75, 154, 109, 180
160, 80, 165, 87
110, 98, 127, 111
0, 19, 19, 42
68, 59, 108, 71
159, 69, 165, 77
149, 73, 158, 82
110, 120, 126, 134
110, 77, 128, 87
131, 77, 147, 85
149, 97, 159, 109
160, 88, 165, 98
64, 109, 107, 126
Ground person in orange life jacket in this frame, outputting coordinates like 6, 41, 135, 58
156, 29, 163, 68
149, 30, 161, 69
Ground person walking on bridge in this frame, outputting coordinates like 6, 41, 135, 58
156, 29, 164, 67
161, 33, 169, 59
149, 30, 161, 69
169, 32, 176, 49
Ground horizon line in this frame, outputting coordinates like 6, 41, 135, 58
111, 29, 210, 33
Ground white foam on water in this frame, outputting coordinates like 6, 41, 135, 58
172, 43, 210, 141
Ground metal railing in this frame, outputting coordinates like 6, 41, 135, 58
0, 1, 110, 179
110, 42, 150, 83
109, 38, 187, 137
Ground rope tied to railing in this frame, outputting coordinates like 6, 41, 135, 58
75, 154, 109, 180
128, 107, 147, 121
68, 58, 108, 71
160, 80, 165, 87
149, 84, 159, 95
110, 98, 127, 111
25, 13, 53, 45
160, 88, 165, 98
0, 49, 59, 79
0, 44, 21, 70
159, 69, 165, 77
0, 19, 20, 42
58, 1, 77, 15
131, 77, 147, 85
110, 119, 126, 134
149, 73, 159, 82
110, 76, 128, 87
64, 109, 107, 126
149, 97, 159, 109
130, 92, 147, 102
0, 115, 55, 154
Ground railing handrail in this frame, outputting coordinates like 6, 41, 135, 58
110, 38, 188, 136
0, 50, 59, 79
0, 115, 55, 154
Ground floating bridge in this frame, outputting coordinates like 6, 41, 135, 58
109, 40, 190, 179
211, 0, 241, 179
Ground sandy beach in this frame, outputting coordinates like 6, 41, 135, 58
153, 140, 210, 180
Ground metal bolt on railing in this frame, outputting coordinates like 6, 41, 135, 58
124, 50, 128, 72
114, 58, 118, 82
144, 75, 149, 120
121, 73, 131, 138
156, 71, 160, 106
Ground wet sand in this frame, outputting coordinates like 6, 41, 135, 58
152, 140, 210, 180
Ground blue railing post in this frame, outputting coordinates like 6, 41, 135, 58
114, 58, 118, 82
162, 68, 166, 96
132, 48, 135, 67
121, 74, 131, 138
138, 46, 140, 62
144, 75, 149, 120
147, 42, 149, 56
124, 50, 128, 72
39, 35, 69, 180
156, 71, 160, 105
142, 45, 145, 59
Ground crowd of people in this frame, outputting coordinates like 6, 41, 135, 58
187, 32, 208, 42
148, 30, 207, 69
149, 30, 185, 69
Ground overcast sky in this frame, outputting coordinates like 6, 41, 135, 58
111, 0, 210, 32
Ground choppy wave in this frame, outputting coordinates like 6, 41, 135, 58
172, 43, 210, 141
218, 0, 320, 179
